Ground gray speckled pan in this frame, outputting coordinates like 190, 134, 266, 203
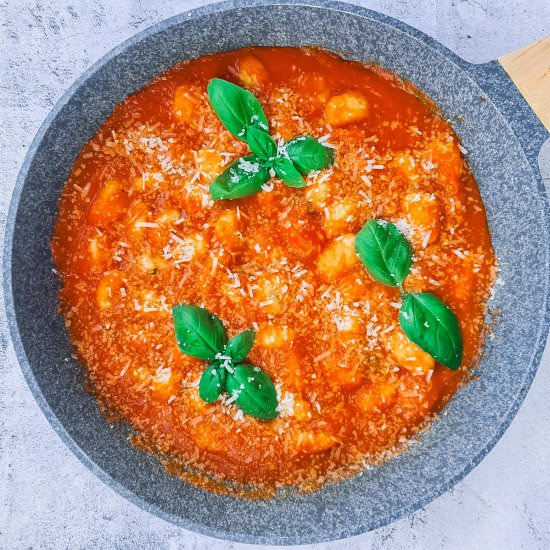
4, 0, 550, 544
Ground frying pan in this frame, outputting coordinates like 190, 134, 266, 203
4, 0, 550, 544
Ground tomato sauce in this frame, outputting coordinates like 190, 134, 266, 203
52, 47, 496, 495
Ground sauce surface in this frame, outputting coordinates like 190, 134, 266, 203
52, 47, 495, 494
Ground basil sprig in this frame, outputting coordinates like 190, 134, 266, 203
355, 220, 412, 288
210, 155, 269, 200
284, 136, 335, 174
172, 305, 278, 420
273, 157, 306, 188
207, 78, 335, 200
199, 361, 226, 403
207, 78, 269, 141
225, 328, 256, 363
226, 364, 278, 419
247, 125, 277, 159
400, 293, 463, 371
172, 305, 226, 360
355, 220, 463, 370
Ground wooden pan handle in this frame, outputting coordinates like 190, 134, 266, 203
499, 36, 550, 132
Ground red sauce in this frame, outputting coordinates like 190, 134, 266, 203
52, 47, 495, 495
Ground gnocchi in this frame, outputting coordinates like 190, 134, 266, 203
388, 329, 435, 375
304, 180, 332, 209
257, 324, 295, 349
87, 179, 129, 226
325, 91, 369, 127
356, 380, 399, 413
87, 233, 111, 271
173, 85, 200, 124
317, 234, 359, 282
253, 273, 288, 314
403, 192, 442, 245
425, 137, 463, 193
96, 270, 126, 311
291, 429, 338, 454
323, 197, 359, 237
214, 210, 239, 242
235, 55, 269, 89
322, 357, 363, 390
195, 149, 225, 181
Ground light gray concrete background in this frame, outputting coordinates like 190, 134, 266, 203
1, 1, 550, 548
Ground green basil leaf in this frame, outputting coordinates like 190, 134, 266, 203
210, 155, 269, 200
199, 362, 226, 403
207, 78, 269, 142
399, 292, 463, 371
225, 364, 278, 421
273, 157, 306, 188
225, 328, 255, 363
172, 305, 227, 361
285, 135, 335, 174
247, 126, 277, 160
355, 219, 413, 287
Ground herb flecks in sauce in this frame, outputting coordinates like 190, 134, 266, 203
207, 78, 334, 199
173, 305, 278, 420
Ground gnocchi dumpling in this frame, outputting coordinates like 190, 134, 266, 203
171, 232, 207, 263
424, 137, 463, 193
291, 429, 338, 454
356, 380, 399, 412
292, 397, 312, 421
195, 149, 225, 181
254, 273, 288, 314
338, 273, 367, 301
305, 180, 332, 209
325, 91, 369, 127
125, 200, 149, 239
235, 55, 269, 89
130, 365, 180, 402
322, 356, 363, 390
87, 179, 129, 226
136, 254, 166, 274
392, 153, 421, 182
403, 192, 441, 245
257, 324, 295, 349
155, 208, 181, 228
317, 234, 358, 282
87, 233, 111, 271
388, 329, 435, 375
132, 172, 164, 192
173, 85, 200, 124
323, 197, 359, 237
96, 270, 126, 311
214, 210, 239, 242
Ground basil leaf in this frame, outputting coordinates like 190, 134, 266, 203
226, 364, 278, 421
285, 136, 335, 174
199, 362, 226, 403
207, 78, 269, 142
355, 219, 413, 287
225, 328, 255, 363
247, 126, 277, 160
399, 292, 463, 371
172, 305, 227, 361
210, 155, 269, 200
273, 157, 306, 188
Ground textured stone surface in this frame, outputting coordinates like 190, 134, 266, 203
1, 1, 550, 548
